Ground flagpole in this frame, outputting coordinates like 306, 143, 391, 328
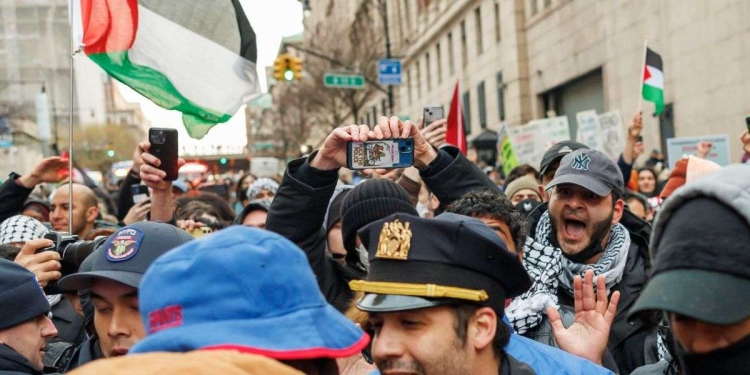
637, 35, 648, 114
68, 29, 78, 234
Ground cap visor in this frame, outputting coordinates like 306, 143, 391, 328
356, 293, 456, 313
58, 270, 143, 291
628, 270, 750, 325
131, 302, 369, 359
545, 174, 611, 196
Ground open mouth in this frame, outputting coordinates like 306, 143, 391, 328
563, 218, 587, 240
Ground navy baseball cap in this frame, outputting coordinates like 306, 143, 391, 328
545, 149, 624, 197
350, 213, 531, 315
58, 222, 193, 291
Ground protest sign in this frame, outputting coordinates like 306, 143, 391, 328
576, 110, 600, 149
497, 124, 519, 176
506, 116, 571, 168
666, 134, 730, 169
598, 111, 624, 161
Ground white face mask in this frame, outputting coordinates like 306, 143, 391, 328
356, 243, 370, 271
416, 202, 431, 218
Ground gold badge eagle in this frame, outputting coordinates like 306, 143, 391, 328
376, 219, 412, 260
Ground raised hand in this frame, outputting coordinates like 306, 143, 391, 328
421, 118, 447, 149
122, 199, 151, 225
627, 111, 643, 140
310, 124, 371, 171
18, 157, 69, 188
372, 116, 438, 170
546, 269, 620, 365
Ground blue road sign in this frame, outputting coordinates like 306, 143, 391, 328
378, 59, 402, 85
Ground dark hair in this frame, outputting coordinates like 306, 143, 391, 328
175, 192, 235, 223
0, 244, 20, 261
176, 201, 221, 222
504, 164, 540, 187
234, 174, 257, 205
445, 190, 528, 252
622, 191, 650, 210
451, 303, 510, 359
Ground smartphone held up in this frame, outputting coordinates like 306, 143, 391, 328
347, 139, 415, 170
148, 127, 179, 181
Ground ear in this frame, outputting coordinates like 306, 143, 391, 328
612, 198, 625, 225
538, 184, 549, 202
472, 307, 498, 352
86, 205, 99, 223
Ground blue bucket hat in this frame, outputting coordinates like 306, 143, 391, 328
130, 226, 369, 359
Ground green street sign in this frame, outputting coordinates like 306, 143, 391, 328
324, 73, 365, 89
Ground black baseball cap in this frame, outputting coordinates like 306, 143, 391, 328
539, 141, 589, 176
58, 222, 193, 291
545, 149, 624, 197
629, 168, 750, 325
350, 213, 531, 315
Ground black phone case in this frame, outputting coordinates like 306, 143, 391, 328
149, 128, 179, 181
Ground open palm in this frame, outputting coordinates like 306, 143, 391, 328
546, 269, 620, 365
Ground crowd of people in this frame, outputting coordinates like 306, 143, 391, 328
1, 114, 750, 375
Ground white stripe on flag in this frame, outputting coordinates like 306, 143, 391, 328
129, 6, 260, 116
644, 66, 664, 90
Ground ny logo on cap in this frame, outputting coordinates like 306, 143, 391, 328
376, 219, 412, 260
571, 153, 591, 170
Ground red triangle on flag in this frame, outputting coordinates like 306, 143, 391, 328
446, 81, 466, 154
643, 65, 651, 82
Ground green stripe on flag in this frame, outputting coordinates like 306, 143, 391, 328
642, 84, 664, 116
89, 51, 231, 139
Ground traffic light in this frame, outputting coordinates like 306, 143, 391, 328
219, 157, 228, 165
272, 54, 303, 82
289, 56, 303, 80
106, 142, 115, 158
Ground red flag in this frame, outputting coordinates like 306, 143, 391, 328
446, 81, 466, 154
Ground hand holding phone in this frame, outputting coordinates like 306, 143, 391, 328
131, 184, 150, 204
423, 106, 445, 128
148, 128, 179, 181
347, 139, 415, 170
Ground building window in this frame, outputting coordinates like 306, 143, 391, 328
382, 99, 387, 117
447, 32, 455, 75
494, 1, 501, 42
496, 72, 506, 121
462, 90, 471, 134
407, 68, 413, 104
474, 7, 483, 55
531, 0, 538, 15
477, 81, 487, 129
460, 21, 467, 67
416, 61, 422, 98
436, 42, 442, 84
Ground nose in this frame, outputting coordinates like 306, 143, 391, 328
108, 308, 132, 338
565, 193, 585, 211
50, 207, 63, 220
371, 325, 406, 362
42, 316, 58, 338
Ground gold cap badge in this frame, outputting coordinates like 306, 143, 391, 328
376, 219, 412, 260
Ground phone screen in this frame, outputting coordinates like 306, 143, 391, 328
131, 184, 150, 204
348, 139, 414, 170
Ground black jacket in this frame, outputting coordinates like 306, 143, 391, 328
0, 174, 35, 225
503, 352, 537, 375
49, 299, 85, 347
265, 147, 496, 312
63, 336, 102, 373
115, 170, 141, 221
526, 203, 658, 374
0, 344, 43, 375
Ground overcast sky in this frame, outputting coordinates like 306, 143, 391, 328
117, 0, 304, 150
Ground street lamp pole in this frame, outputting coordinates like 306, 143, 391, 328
379, 0, 394, 116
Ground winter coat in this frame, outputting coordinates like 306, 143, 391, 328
266, 146, 497, 312
0, 344, 43, 375
63, 337, 102, 373
525, 203, 659, 374
0, 174, 34, 225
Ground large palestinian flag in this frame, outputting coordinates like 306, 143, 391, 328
642, 47, 664, 116
70, 0, 260, 139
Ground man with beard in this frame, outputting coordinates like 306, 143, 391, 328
528, 149, 656, 374
629, 165, 750, 375
49, 184, 100, 239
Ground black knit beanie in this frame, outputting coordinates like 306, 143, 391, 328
0, 258, 50, 330
341, 179, 418, 265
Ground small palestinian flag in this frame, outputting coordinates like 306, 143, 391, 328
70, 0, 261, 139
642, 47, 664, 116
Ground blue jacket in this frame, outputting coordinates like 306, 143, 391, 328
506, 332, 614, 375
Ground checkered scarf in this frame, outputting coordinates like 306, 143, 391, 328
0, 215, 49, 245
246, 178, 279, 200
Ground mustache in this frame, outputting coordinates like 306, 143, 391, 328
376, 359, 425, 374
561, 209, 588, 221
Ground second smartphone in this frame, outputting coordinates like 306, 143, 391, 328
148, 127, 179, 181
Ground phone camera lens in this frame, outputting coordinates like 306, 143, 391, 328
399, 146, 406, 152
